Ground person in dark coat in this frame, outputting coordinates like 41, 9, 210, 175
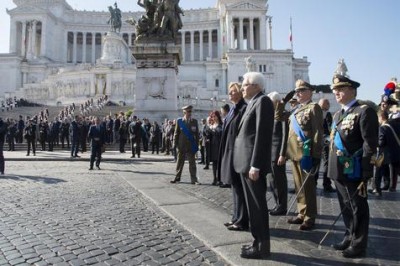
129, 116, 143, 158
266, 91, 289, 216
119, 117, 129, 153
38, 120, 49, 151
208, 110, 223, 185
0, 118, 7, 174
88, 117, 106, 170
16, 115, 24, 143
217, 82, 248, 231
24, 119, 36, 156
328, 74, 379, 258
6, 118, 16, 151
150, 121, 161, 154
233, 72, 274, 259
60, 118, 70, 148
70, 115, 80, 158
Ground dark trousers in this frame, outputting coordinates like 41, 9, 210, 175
61, 133, 69, 148
204, 143, 210, 167
131, 140, 140, 157
317, 141, 333, 188
268, 161, 288, 211
199, 145, 205, 163
7, 137, 15, 151
90, 143, 102, 168
334, 179, 369, 251
27, 138, 36, 155
119, 138, 127, 152
71, 139, 79, 156
240, 171, 270, 246
0, 143, 4, 174
151, 141, 159, 154
373, 164, 390, 192
231, 178, 248, 228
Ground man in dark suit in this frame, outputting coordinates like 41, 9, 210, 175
88, 117, 106, 170
266, 91, 289, 216
217, 82, 248, 231
170, 105, 201, 185
328, 74, 379, 258
233, 72, 274, 259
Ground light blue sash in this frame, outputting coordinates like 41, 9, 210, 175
290, 113, 312, 171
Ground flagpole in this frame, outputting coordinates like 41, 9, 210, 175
290, 17, 293, 52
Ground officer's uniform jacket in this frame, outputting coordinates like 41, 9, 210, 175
286, 101, 324, 161
327, 101, 379, 181
174, 117, 199, 154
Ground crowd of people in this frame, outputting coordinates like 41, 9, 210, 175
0, 72, 399, 260
169, 71, 399, 260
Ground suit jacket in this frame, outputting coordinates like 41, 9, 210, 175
218, 99, 247, 184
271, 115, 289, 162
286, 101, 324, 161
233, 92, 274, 174
88, 124, 106, 146
378, 117, 400, 164
174, 117, 199, 154
327, 101, 379, 181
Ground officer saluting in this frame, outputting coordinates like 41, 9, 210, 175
328, 74, 379, 258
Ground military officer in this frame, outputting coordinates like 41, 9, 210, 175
328, 74, 378, 258
286, 80, 323, 230
170, 105, 201, 185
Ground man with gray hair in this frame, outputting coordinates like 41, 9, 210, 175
233, 72, 274, 259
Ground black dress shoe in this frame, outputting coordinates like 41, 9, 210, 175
342, 246, 366, 258
324, 186, 336, 193
299, 220, 315, 230
227, 224, 247, 231
96, 166, 101, 170
240, 246, 270, 259
332, 239, 351, 251
203, 166, 209, 170
170, 179, 180, 183
269, 208, 287, 216
287, 217, 304, 224
224, 221, 234, 227
219, 184, 231, 188
89, 167, 93, 170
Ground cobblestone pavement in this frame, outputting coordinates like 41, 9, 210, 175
0, 160, 227, 266
1, 151, 399, 265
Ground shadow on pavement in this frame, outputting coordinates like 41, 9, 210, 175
1, 174, 67, 184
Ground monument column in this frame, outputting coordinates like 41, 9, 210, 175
249, 18, 254, 50
190, 31, 194, 61
199, 31, 203, 61
31, 20, 37, 58
128, 33, 132, 46
63, 31, 68, 62
40, 20, 47, 57
21, 21, 27, 57
208, 29, 212, 59
82, 32, 87, 63
260, 16, 267, 49
239, 18, 243, 50
181, 31, 185, 62
72, 31, 77, 64
91, 33, 96, 63
9, 19, 18, 54
230, 19, 235, 49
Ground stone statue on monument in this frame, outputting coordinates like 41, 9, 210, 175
245, 56, 257, 72
133, 0, 183, 41
334, 58, 349, 77
107, 2, 122, 33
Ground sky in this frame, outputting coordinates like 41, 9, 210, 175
1, 0, 399, 103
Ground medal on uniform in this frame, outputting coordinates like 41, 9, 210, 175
343, 158, 353, 175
